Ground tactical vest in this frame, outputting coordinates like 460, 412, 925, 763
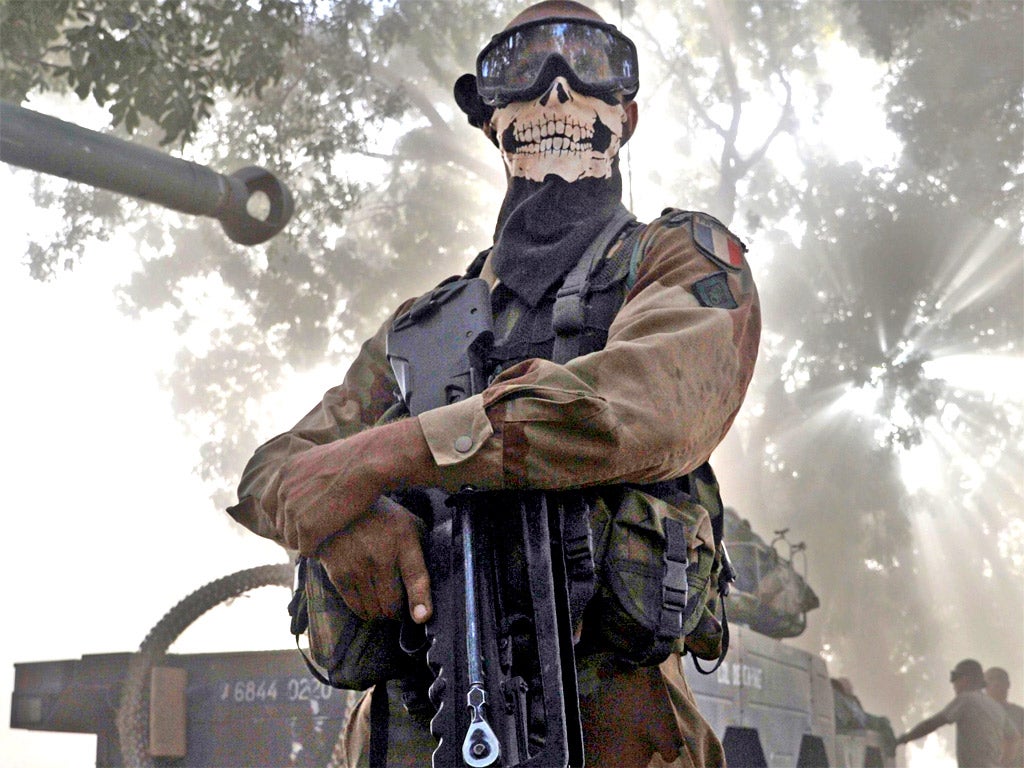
290, 207, 733, 699
465, 205, 732, 670
467, 205, 644, 374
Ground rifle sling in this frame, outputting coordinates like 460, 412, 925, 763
551, 204, 636, 364
369, 682, 390, 768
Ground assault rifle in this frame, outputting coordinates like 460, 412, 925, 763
387, 278, 594, 767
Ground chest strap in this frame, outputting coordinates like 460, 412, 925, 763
551, 204, 638, 365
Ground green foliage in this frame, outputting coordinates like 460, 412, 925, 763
0, 0, 72, 102
842, 0, 970, 61
8, 0, 517, 503
1, 0, 302, 145
627, 0, 832, 220
844, 0, 1023, 222
737, 0, 1024, 713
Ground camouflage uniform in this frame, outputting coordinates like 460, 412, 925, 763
336, 655, 723, 768
230, 209, 760, 767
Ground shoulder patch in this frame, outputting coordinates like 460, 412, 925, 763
691, 213, 746, 271
692, 271, 738, 309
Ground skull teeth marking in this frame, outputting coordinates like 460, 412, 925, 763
492, 82, 625, 181
512, 116, 595, 148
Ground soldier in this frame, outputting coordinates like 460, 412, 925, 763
896, 659, 1022, 768
986, 667, 1024, 767
228, 1, 760, 765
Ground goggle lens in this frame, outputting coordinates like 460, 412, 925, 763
477, 19, 638, 104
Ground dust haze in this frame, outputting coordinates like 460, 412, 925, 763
2, 0, 1021, 764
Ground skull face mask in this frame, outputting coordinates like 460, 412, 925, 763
490, 76, 627, 183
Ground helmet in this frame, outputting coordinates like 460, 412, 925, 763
950, 659, 985, 687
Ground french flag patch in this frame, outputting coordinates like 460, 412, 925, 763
692, 213, 745, 271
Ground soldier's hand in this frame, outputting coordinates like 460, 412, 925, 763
269, 436, 385, 554
317, 496, 432, 624
267, 419, 440, 555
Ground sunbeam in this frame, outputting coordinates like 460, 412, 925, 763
926, 217, 1021, 321
922, 354, 1024, 398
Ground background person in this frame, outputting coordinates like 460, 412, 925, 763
986, 666, 1024, 767
896, 659, 1020, 768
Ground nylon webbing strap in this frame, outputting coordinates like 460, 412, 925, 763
692, 596, 731, 675
552, 204, 636, 364
369, 682, 390, 767
658, 516, 690, 638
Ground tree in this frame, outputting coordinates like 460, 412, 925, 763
1, 0, 303, 144
2, 0, 513, 501
738, 0, 1024, 719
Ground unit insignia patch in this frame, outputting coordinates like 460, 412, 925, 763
692, 271, 738, 310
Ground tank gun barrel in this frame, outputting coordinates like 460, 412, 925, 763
0, 100, 293, 245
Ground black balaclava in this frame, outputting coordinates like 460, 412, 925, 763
486, 76, 629, 306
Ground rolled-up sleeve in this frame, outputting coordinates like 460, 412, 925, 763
420, 213, 761, 492
227, 299, 414, 542
231, 211, 761, 535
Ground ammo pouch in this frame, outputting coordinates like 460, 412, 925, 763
287, 431, 432, 691
581, 466, 726, 669
288, 556, 416, 690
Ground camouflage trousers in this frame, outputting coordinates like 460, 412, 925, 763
337, 654, 726, 767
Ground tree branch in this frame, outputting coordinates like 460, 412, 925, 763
632, 17, 727, 140
735, 76, 794, 179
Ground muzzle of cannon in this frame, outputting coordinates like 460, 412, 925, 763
1, 100, 293, 245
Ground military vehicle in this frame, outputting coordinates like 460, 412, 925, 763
5, 103, 895, 767
0, 101, 293, 246
683, 510, 896, 768
9, 511, 896, 768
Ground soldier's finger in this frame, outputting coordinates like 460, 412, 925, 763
323, 554, 370, 620
397, 538, 432, 623
371, 571, 405, 620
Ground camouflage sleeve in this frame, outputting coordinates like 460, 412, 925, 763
226, 299, 414, 542
418, 210, 761, 491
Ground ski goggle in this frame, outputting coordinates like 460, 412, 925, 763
475, 17, 639, 106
